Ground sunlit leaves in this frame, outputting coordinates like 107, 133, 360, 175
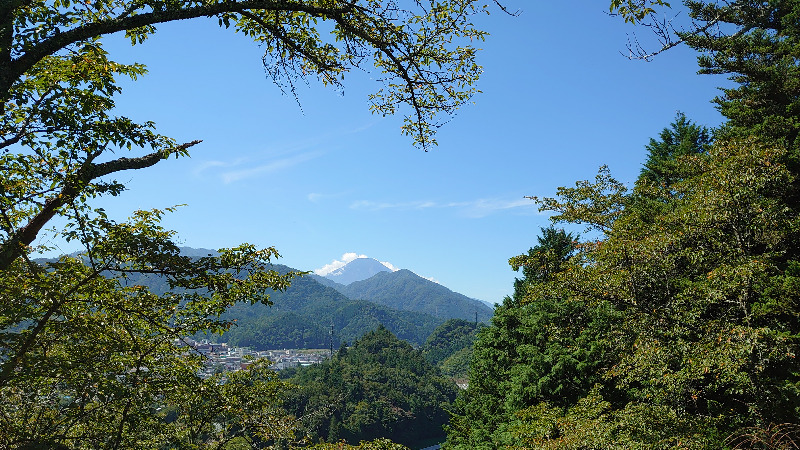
533, 165, 628, 235
0, 205, 302, 446
538, 138, 800, 445
5, 0, 492, 150
609, 0, 672, 24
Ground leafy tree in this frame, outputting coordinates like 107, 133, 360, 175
509, 225, 579, 293
0, 0, 498, 447
608, 0, 672, 24
637, 112, 711, 189
446, 227, 625, 449
447, 2, 800, 448
447, 91, 800, 447
679, 1, 800, 155
437, 346, 473, 379
619, 1, 800, 161
677, 0, 800, 214
312, 439, 410, 450
164, 360, 302, 448
0, 215, 298, 448
491, 137, 800, 448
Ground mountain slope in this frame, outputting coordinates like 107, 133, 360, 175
61, 247, 491, 348
308, 273, 345, 290
335, 269, 494, 323
215, 265, 445, 349
100, 258, 444, 349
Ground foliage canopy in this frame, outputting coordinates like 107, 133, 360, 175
451, 130, 800, 450
285, 326, 458, 448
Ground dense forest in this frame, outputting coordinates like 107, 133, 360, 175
446, 1, 800, 447
283, 326, 458, 448
421, 318, 485, 379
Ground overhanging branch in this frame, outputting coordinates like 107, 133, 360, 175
6, 1, 354, 89
0, 140, 201, 271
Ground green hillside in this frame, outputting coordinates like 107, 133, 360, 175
284, 326, 458, 448
420, 318, 485, 378
336, 269, 494, 323
216, 266, 443, 349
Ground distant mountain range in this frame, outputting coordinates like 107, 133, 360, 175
41, 249, 494, 350
312, 259, 494, 323
231, 253, 494, 348
221, 264, 443, 349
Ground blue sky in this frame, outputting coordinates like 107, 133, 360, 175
58, 3, 728, 304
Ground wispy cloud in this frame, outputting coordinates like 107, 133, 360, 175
457, 198, 535, 218
193, 150, 322, 184
307, 190, 351, 203
221, 151, 322, 183
349, 197, 536, 218
349, 200, 439, 211
192, 120, 375, 184
192, 158, 247, 177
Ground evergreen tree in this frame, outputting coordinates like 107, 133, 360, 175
510, 138, 800, 448
421, 318, 483, 371
637, 112, 711, 188
446, 227, 624, 449
448, 115, 800, 448
680, 1, 800, 155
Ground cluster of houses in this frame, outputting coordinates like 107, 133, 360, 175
175, 338, 330, 378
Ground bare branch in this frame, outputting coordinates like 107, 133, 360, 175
617, 9, 723, 61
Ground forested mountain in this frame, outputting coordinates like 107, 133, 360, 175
209, 265, 447, 349
284, 326, 458, 448
308, 273, 345, 290
332, 269, 494, 323
53, 249, 494, 350
98, 261, 444, 349
220, 274, 444, 349
55, 252, 490, 350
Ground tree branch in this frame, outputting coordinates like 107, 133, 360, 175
6, 1, 354, 91
0, 140, 201, 271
